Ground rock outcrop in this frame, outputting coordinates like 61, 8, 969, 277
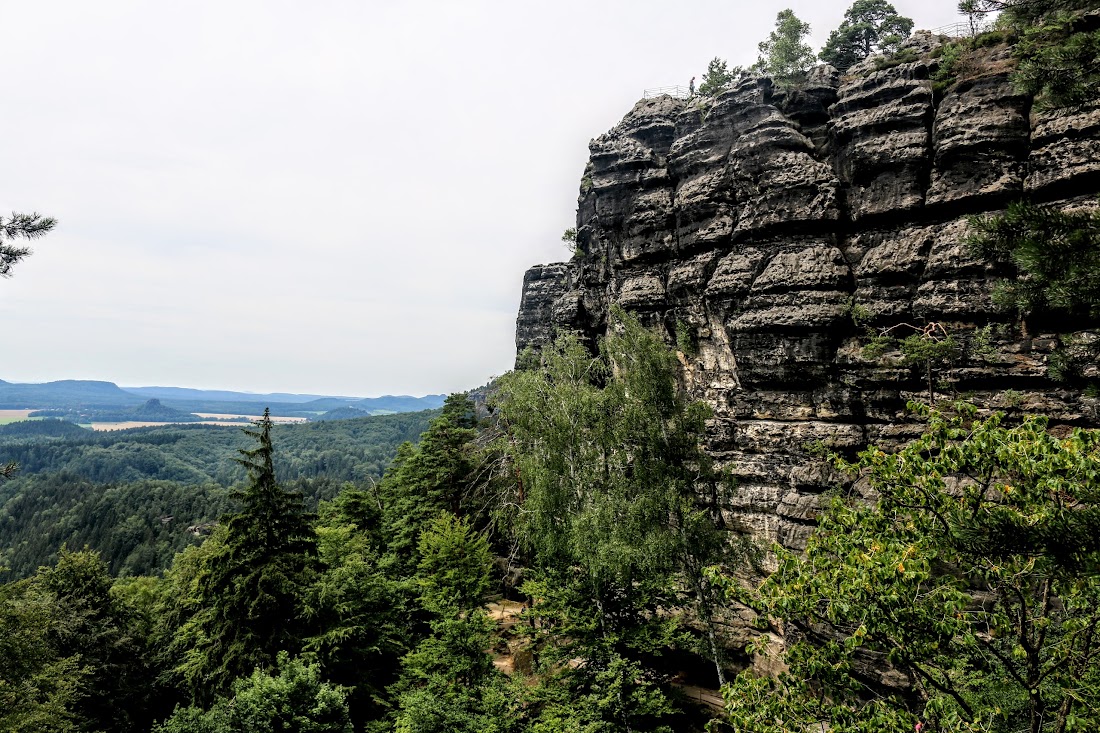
515, 34, 1100, 554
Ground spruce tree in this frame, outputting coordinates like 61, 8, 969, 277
180, 409, 318, 701
377, 393, 480, 575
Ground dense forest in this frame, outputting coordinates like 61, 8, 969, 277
3, 0, 1100, 731
4, 306, 1099, 733
0, 410, 436, 579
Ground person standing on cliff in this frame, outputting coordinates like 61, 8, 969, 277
689, 76, 695, 97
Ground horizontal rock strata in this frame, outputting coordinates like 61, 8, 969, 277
516, 34, 1100, 555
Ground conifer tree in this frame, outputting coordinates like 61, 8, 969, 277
958, 0, 1100, 108
179, 409, 318, 701
819, 0, 914, 72
968, 199, 1100, 322
0, 211, 55, 278
698, 57, 742, 97
377, 393, 480, 574
390, 515, 513, 733
35, 549, 157, 733
155, 652, 353, 733
301, 492, 414, 726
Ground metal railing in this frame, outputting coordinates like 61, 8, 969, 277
643, 85, 692, 99
930, 17, 994, 37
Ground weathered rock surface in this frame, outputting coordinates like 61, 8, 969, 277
516, 37, 1100, 556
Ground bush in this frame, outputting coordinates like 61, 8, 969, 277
155, 653, 352, 733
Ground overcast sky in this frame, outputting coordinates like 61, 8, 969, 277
0, 0, 962, 397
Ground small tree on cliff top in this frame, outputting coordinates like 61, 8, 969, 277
699, 57, 743, 96
754, 9, 817, 87
820, 0, 914, 72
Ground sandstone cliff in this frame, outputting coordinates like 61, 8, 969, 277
515, 33, 1100, 554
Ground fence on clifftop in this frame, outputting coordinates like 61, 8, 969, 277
929, 17, 994, 37
643, 85, 691, 100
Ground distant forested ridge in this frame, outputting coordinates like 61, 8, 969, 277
0, 379, 141, 409
0, 476, 230, 579
31, 398, 204, 424
0, 410, 437, 578
313, 406, 372, 421
0, 410, 436, 485
0, 377, 446, 418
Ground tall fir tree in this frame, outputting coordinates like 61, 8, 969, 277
377, 393, 480, 575
177, 409, 318, 701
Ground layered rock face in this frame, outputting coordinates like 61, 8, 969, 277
516, 34, 1100, 553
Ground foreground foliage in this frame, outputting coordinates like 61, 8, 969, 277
10, 310, 1100, 733
968, 198, 1100, 324
722, 404, 1100, 733
155, 653, 352, 733
496, 308, 735, 730
958, 0, 1100, 109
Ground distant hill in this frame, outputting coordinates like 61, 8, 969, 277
131, 398, 199, 421
313, 406, 372, 422
0, 379, 448, 419
126, 388, 446, 418
295, 395, 446, 413
30, 398, 203, 424
0, 418, 88, 438
124, 386, 352, 404
0, 379, 143, 409
354, 394, 447, 412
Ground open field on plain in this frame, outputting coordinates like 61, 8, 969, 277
0, 409, 34, 419
0, 409, 39, 425
88, 420, 260, 431
193, 412, 308, 424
